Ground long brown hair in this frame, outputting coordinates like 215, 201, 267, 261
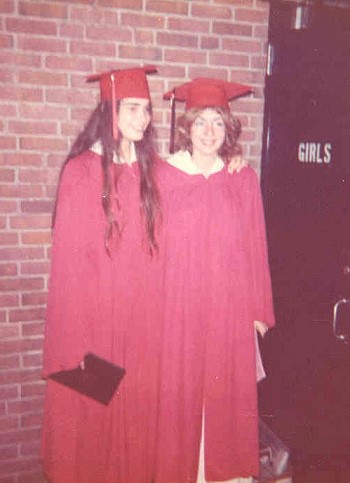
52, 100, 160, 255
174, 106, 242, 163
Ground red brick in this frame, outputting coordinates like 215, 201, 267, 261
0, 311, 7, 323
0, 0, 14, 13
209, 52, 249, 67
86, 25, 131, 42
18, 70, 67, 86
200, 37, 219, 50
251, 54, 266, 70
0, 233, 18, 245
21, 231, 51, 245
189, 65, 228, 79
0, 476, 16, 483
18, 471, 48, 483
98, 0, 142, 7
0, 277, 44, 291
70, 6, 118, 24
0, 51, 41, 68
0, 217, 7, 230
157, 65, 186, 78
70, 40, 116, 57
5, 18, 57, 36
0, 445, 18, 461
214, 0, 253, 4
21, 412, 43, 428
0, 34, 13, 49
0, 184, 43, 199
2, 86, 43, 103
0, 455, 42, 474
45, 87, 95, 106
0, 200, 17, 213
8, 397, 44, 415
0, 355, 20, 370
168, 17, 209, 33
21, 201, 54, 214
119, 45, 162, 61
213, 21, 253, 36
0, 416, 20, 431
164, 49, 206, 64
146, 0, 188, 14
19, 104, 67, 121
0, 168, 15, 182
21, 292, 48, 306
21, 382, 46, 398
19, 137, 68, 152
21, 261, 50, 275
22, 322, 45, 337
18, 1, 68, 18
235, 7, 268, 23
157, 32, 197, 48
10, 214, 51, 230
9, 308, 46, 323
121, 13, 165, 28
59, 23, 85, 40
9, 122, 57, 136
45, 54, 92, 72
254, 24, 268, 39
0, 136, 16, 149
17, 35, 66, 53
0, 105, 17, 117
0, 385, 19, 401
135, 30, 154, 44
0, 368, 42, 385
191, 4, 232, 19
0, 294, 19, 307
0, 326, 20, 339
20, 441, 40, 457
0, 153, 42, 167
223, 38, 263, 53
22, 353, 43, 369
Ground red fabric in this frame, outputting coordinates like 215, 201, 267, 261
42, 151, 162, 483
154, 163, 275, 482
42, 151, 274, 483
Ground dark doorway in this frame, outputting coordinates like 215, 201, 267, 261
259, 1, 350, 481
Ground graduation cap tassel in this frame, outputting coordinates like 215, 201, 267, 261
111, 73, 119, 141
169, 92, 176, 154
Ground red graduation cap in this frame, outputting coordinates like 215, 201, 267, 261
163, 78, 252, 153
87, 65, 157, 139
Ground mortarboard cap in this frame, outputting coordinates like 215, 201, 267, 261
87, 65, 157, 139
163, 77, 252, 153
164, 77, 252, 110
48, 352, 126, 405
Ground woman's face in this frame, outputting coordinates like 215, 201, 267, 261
190, 108, 225, 159
118, 98, 151, 142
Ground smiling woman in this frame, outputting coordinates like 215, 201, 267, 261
156, 78, 275, 483
41, 66, 162, 483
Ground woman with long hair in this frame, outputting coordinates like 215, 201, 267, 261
42, 66, 163, 483
154, 78, 275, 482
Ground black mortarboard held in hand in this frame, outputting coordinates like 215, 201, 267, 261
48, 353, 126, 405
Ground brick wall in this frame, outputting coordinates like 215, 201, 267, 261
0, 0, 269, 481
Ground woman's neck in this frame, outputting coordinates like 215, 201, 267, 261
119, 138, 133, 164
191, 151, 217, 175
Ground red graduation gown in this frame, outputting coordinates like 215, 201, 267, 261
42, 150, 162, 483
154, 162, 275, 482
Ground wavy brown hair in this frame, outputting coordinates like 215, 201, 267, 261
174, 106, 242, 163
52, 100, 160, 255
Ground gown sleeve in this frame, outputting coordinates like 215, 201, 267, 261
42, 155, 101, 376
246, 168, 275, 329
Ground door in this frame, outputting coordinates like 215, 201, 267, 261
259, 2, 350, 481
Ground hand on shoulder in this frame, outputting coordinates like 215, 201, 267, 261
227, 155, 249, 174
